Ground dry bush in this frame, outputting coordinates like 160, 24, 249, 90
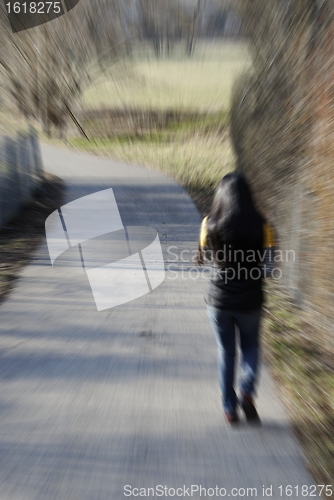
230, 2, 334, 485
231, 0, 334, 354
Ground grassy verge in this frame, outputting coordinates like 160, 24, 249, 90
68, 111, 234, 214
263, 282, 334, 491
0, 175, 65, 302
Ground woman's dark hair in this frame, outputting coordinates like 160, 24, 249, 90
201, 172, 264, 264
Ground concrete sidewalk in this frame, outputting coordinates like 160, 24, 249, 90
0, 144, 313, 499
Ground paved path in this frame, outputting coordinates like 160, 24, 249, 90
0, 145, 313, 499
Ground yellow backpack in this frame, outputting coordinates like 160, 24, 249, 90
198, 216, 276, 277
199, 216, 276, 250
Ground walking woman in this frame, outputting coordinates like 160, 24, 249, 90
197, 172, 275, 425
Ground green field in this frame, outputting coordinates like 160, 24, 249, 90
83, 41, 250, 112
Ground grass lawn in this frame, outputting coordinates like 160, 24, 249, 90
83, 41, 250, 112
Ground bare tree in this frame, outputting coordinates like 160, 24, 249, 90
0, 0, 128, 137
185, 0, 205, 56
136, 0, 184, 57
135, 0, 232, 57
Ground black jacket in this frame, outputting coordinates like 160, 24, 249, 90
206, 262, 263, 310
199, 217, 275, 311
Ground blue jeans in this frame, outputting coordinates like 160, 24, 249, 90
207, 305, 262, 413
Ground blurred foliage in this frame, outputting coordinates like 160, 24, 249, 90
231, 0, 334, 489
263, 281, 334, 491
0, 0, 128, 136
230, 0, 334, 339
231, 0, 319, 178
0, 175, 65, 299
0, 0, 240, 137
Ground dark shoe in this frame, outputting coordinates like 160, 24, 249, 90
224, 410, 240, 425
240, 394, 261, 424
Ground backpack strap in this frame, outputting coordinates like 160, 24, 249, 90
200, 216, 208, 249
200, 218, 276, 254
263, 222, 276, 248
